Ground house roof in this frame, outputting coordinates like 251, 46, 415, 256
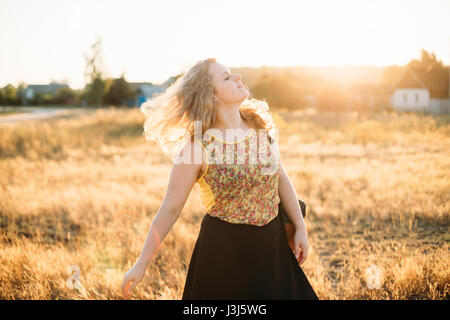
129, 82, 164, 98
129, 82, 154, 89
391, 68, 449, 98
26, 83, 69, 94
129, 77, 177, 97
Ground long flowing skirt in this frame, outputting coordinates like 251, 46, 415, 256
182, 213, 319, 300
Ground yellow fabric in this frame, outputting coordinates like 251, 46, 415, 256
193, 137, 209, 180
197, 176, 216, 212
194, 137, 215, 211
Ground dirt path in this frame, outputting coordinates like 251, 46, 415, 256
0, 108, 95, 124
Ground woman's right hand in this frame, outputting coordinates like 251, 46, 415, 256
121, 260, 147, 298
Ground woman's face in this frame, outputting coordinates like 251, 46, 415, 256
209, 62, 248, 105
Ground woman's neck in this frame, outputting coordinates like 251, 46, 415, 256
213, 107, 248, 131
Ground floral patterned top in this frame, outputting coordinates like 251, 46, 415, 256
193, 129, 280, 226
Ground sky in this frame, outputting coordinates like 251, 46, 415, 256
1, 0, 449, 90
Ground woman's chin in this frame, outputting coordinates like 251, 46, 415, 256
239, 90, 249, 99
237, 94, 248, 103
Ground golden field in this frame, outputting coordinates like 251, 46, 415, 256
0, 107, 449, 300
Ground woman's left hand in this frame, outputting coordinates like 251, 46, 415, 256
293, 226, 309, 266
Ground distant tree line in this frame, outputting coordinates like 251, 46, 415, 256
1, 45, 446, 112
0, 37, 136, 107
0, 77, 135, 107
244, 49, 448, 112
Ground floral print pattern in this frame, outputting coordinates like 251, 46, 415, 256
196, 130, 280, 226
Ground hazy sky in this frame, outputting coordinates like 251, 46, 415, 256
1, 0, 449, 89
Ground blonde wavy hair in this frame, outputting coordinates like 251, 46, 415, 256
140, 57, 278, 160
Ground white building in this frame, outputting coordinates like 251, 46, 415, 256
390, 68, 450, 114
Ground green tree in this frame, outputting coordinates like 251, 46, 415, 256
16, 82, 26, 105
33, 92, 54, 105
85, 76, 105, 107
407, 49, 448, 90
83, 37, 106, 106
0, 84, 20, 105
104, 75, 133, 106
382, 49, 449, 92
54, 86, 78, 105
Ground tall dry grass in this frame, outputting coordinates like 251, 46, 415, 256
0, 107, 448, 299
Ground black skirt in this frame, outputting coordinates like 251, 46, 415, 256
181, 213, 319, 300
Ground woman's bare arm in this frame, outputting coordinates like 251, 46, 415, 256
277, 164, 306, 229
273, 143, 306, 230
136, 139, 203, 267
272, 141, 309, 263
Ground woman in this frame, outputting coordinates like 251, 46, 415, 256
121, 58, 318, 300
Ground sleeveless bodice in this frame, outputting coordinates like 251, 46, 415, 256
193, 129, 280, 226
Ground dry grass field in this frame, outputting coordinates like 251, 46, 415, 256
0, 107, 448, 300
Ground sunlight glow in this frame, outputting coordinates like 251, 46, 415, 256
0, 0, 449, 89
